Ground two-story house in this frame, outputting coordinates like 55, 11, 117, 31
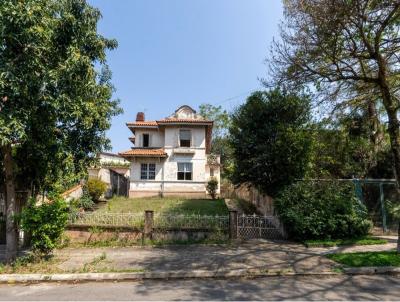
119, 105, 220, 198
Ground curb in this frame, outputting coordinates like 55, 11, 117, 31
0, 267, 399, 283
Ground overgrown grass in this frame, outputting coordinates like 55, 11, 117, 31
327, 251, 400, 267
0, 253, 145, 274
304, 236, 387, 247
97, 197, 229, 215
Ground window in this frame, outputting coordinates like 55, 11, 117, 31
141, 163, 155, 180
177, 163, 192, 180
210, 168, 214, 177
142, 134, 149, 147
179, 130, 191, 147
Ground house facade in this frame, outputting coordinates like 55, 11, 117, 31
119, 105, 220, 198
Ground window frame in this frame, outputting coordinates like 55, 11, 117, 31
179, 129, 191, 148
142, 133, 150, 147
177, 162, 193, 181
140, 163, 156, 180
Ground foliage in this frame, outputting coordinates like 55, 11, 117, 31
274, 181, 372, 240
309, 113, 392, 179
206, 177, 219, 199
268, 0, 400, 187
229, 89, 312, 197
0, 0, 121, 260
304, 237, 387, 248
327, 251, 400, 267
87, 178, 107, 201
20, 197, 68, 255
0, 0, 121, 190
76, 194, 95, 211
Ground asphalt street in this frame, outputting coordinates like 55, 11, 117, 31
0, 275, 399, 300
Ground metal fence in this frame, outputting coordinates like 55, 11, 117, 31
153, 214, 229, 230
237, 214, 284, 239
69, 212, 145, 228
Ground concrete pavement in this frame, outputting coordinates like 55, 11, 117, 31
55, 240, 396, 274
1, 275, 400, 300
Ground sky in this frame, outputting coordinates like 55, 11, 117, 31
88, 0, 284, 152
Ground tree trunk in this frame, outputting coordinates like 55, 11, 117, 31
2, 144, 17, 262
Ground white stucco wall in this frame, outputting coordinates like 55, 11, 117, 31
134, 129, 164, 147
128, 125, 220, 197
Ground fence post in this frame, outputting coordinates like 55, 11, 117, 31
229, 210, 238, 239
144, 210, 154, 240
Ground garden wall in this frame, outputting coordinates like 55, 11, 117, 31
64, 225, 227, 244
221, 182, 274, 215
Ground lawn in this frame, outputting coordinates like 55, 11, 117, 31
96, 196, 229, 216
304, 237, 388, 248
327, 251, 400, 267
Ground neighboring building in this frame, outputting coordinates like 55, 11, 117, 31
119, 105, 220, 198
88, 152, 130, 197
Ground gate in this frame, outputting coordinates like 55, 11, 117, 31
110, 170, 129, 197
237, 214, 284, 240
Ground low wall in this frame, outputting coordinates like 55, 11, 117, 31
221, 182, 274, 215
65, 225, 227, 244
61, 185, 83, 202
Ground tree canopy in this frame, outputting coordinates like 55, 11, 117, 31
0, 0, 121, 261
229, 89, 312, 197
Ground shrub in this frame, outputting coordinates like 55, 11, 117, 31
20, 196, 68, 255
87, 178, 108, 201
274, 181, 372, 241
206, 177, 219, 199
77, 194, 95, 211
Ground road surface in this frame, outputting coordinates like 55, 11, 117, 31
1, 275, 399, 300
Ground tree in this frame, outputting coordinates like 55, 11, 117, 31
269, 0, 400, 187
198, 104, 233, 177
229, 89, 312, 197
0, 0, 121, 262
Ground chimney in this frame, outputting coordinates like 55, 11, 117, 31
136, 112, 145, 122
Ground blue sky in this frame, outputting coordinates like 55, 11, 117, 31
88, 0, 283, 152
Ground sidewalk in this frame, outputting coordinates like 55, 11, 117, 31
55, 240, 397, 274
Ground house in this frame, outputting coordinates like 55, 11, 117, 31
88, 152, 131, 197
119, 105, 220, 198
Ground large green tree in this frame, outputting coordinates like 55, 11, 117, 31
229, 89, 312, 197
269, 0, 400, 187
0, 0, 121, 262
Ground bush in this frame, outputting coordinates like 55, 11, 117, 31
206, 177, 219, 199
87, 178, 107, 201
274, 181, 372, 240
20, 196, 68, 255
76, 194, 95, 211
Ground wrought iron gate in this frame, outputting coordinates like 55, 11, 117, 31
237, 214, 283, 240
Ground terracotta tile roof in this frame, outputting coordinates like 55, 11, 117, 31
127, 119, 212, 127
157, 118, 213, 124
126, 121, 158, 127
118, 148, 167, 158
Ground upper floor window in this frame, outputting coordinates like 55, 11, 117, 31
177, 163, 192, 180
141, 163, 155, 180
179, 130, 191, 147
142, 134, 149, 147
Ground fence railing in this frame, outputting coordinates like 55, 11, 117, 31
153, 214, 229, 230
68, 210, 285, 240
69, 212, 145, 228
